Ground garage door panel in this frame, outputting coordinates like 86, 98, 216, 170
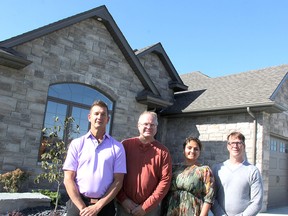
268, 190, 288, 208
279, 158, 288, 169
268, 137, 288, 208
279, 176, 287, 186
268, 175, 278, 186
268, 176, 287, 186
269, 157, 277, 169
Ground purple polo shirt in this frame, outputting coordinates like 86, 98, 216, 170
63, 131, 126, 198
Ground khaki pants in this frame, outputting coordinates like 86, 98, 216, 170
116, 202, 160, 216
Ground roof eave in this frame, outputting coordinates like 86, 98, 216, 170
161, 102, 287, 117
136, 91, 173, 109
137, 43, 188, 92
0, 50, 32, 69
168, 80, 188, 92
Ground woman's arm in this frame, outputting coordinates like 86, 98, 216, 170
200, 202, 211, 216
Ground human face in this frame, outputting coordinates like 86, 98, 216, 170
184, 140, 200, 164
88, 105, 109, 131
138, 113, 157, 140
227, 135, 245, 159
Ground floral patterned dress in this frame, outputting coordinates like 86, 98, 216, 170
161, 163, 215, 216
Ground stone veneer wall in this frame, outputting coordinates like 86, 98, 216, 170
0, 18, 157, 189
161, 112, 264, 164
138, 53, 174, 103
270, 111, 288, 137
159, 111, 269, 210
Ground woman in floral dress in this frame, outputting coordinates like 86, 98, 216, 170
161, 137, 215, 216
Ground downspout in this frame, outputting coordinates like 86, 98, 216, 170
247, 107, 257, 165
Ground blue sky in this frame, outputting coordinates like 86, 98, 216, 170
1, 0, 288, 77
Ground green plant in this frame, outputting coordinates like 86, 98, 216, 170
32, 189, 60, 206
0, 168, 29, 192
34, 116, 79, 213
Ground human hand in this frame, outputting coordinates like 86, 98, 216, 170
79, 204, 99, 216
131, 205, 146, 216
122, 198, 139, 214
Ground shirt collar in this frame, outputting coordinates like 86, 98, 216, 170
85, 131, 110, 140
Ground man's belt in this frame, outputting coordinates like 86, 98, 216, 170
81, 194, 100, 204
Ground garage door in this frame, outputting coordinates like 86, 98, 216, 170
268, 137, 288, 208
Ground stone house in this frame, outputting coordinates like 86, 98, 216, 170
0, 5, 287, 211
0, 5, 186, 192
161, 66, 288, 210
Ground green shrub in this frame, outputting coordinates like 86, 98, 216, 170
32, 189, 60, 206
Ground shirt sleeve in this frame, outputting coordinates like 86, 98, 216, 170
113, 141, 127, 174
142, 150, 172, 212
203, 166, 215, 204
242, 167, 263, 216
115, 140, 128, 203
63, 139, 79, 171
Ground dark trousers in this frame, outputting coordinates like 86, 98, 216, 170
66, 196, 116, 216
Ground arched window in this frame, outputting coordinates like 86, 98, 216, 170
39, 83, 113, 159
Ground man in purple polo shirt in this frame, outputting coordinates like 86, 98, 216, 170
63, 100, 126, 216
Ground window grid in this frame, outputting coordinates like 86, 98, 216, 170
270, 138, 277, 152
40, 83, 114, 160
270, 136, 288, 154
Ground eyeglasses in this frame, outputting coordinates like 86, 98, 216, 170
139, 123, 157, 128
228, 141, 244, 146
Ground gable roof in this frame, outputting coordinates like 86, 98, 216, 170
162, 64, 288, 116
136, 43, 188, 92
0, 5, 177, 108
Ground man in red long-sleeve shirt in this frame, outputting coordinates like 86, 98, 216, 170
117, 111, 172, 216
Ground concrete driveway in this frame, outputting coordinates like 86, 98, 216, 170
258, 206, 288, 215
208, 206, 288, 216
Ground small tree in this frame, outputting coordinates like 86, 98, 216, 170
35, 116, 79, 213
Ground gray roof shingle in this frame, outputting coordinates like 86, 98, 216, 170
162, 65, 288, 115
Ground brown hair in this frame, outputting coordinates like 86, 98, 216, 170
183, 137, 202, 151
90, 100, 109, 113
227, 131, 245, 144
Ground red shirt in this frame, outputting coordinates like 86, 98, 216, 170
117, 137, 172, 212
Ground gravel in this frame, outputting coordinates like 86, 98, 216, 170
5, 205, 66, 216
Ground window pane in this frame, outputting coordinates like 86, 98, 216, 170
71, 106, 90, 139
270, 138, 277, 152
41, 83, 114, 153
44, 101, 67, 140
40, 83, 114, 161
48, 83, 113, 109
280, 142, 285, 153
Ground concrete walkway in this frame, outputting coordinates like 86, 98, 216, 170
208, 206, 288, 216
258, 206, 288, 215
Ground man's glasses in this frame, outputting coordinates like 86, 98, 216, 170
139, 123, 157, 128
228, 141, 244, 146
